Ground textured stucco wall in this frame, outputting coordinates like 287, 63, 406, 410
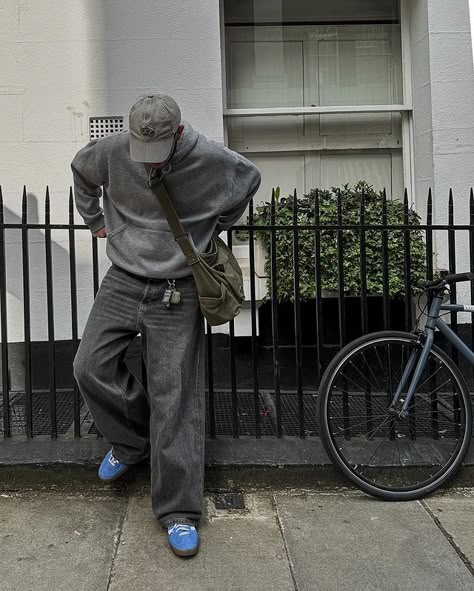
410, 0, 434, 211
0, 0, 223, 341
410, 0, 474, 317
411, 0, 474, 214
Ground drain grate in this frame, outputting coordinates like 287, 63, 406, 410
205, 390, 319, 437
213, 492, 245, 510
1, 389, 320, 438
0, 391, 85, 436
88, 390, 321, 437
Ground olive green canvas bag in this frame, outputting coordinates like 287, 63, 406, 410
148, 174, 246, 326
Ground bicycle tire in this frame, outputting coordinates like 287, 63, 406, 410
318, 331, 473, 501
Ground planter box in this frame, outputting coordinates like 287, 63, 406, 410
231, 242, 268, 301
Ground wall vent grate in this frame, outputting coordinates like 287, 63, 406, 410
89, 116, 124, 140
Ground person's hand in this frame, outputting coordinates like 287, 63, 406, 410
93, 227, 107, 238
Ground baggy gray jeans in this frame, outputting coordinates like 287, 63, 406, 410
73, 263, 206, 528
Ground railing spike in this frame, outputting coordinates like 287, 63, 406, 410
448, 189, 454, 225
45, 186, 50, 224
22, 186, 27, 223
293, 188, 298, 225
427, 188, 433, 224
382, 188, 387, 216
69, 187, 75, 224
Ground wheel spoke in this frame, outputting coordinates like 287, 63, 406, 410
348, 361, 379, 393
359, 427, 392, 473
337, 372, 370, 395
330, 413, 391, 434
415, 366, 444, 392
361, 352, 382, 392
336, 415, 393, 451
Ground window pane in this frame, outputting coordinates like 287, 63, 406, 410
230, 147, 403, 244
228, 40, 304, 108
225, 24, 402, 109
227, 113, 402, 151
224, 1, 402, 109
225, 0, 399, 25
320, 152, 402, 196
226, 114, 403, 200
318, 34, 401, 106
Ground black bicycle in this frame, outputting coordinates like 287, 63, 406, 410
318, 272, 474, 500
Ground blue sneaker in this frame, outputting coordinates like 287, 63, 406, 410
167, 523, 199, 557
98, 450, 130, 481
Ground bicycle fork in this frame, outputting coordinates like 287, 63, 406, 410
389, 295, 443, 419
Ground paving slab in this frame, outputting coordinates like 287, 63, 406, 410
425, 490, 474, 570
108, 492, 294, 591
0, 490, 127, 591
274, 491, 474, 591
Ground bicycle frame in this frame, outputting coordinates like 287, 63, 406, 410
389, 293, 474, 417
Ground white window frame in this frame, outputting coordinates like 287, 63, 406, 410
220, 0, 414, 201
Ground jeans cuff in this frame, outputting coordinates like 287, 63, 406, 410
111, 450, 149, 466
161, 517, 198, 529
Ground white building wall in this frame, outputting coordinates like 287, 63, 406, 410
409, 0, 434, 209
0, 0, 224, 341
2, 0, 474, 343
410, 0, 474, 318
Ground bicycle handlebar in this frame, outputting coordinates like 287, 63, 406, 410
424, 272, 474, 289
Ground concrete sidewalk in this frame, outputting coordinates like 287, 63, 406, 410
0, 484, 473, 591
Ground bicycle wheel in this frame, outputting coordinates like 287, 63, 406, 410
318, 331, 473, 500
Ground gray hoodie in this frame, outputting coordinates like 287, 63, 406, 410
71, 120, 261, 278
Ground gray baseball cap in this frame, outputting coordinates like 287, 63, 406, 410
129, 94, 181, 163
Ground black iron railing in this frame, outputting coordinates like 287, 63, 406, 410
0, 186, 473, 442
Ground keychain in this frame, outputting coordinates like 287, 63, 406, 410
162, 279, 181, 308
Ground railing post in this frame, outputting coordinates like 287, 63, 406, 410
336, 189, 346, 346
21, 186, 33, 438
426, 189, 439, 439
313, 189, 323, 381
426, 188, 434, 282
403, 189, 412, 331
359, 189, 368, 335
336, 189, 350, 437
45, 187, 57, 438
470, 189, 474, 389
0, 187, 10, 438
270, 188, 282, 437
448, 189, 461, 437
226, 227, 239, 439
68, 187, 81, 438
291, 189, 304, 438
248, 195, 261, 438
381, 189, 390, 330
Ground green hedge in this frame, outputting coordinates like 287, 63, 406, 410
250, 181, 427, 303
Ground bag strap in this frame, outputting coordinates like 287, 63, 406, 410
147, 170, 199, 266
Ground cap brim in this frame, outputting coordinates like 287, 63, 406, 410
129, 135, 174, 163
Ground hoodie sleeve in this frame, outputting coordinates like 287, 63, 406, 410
70, 141, 106, 233
215, 155, 262, 233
